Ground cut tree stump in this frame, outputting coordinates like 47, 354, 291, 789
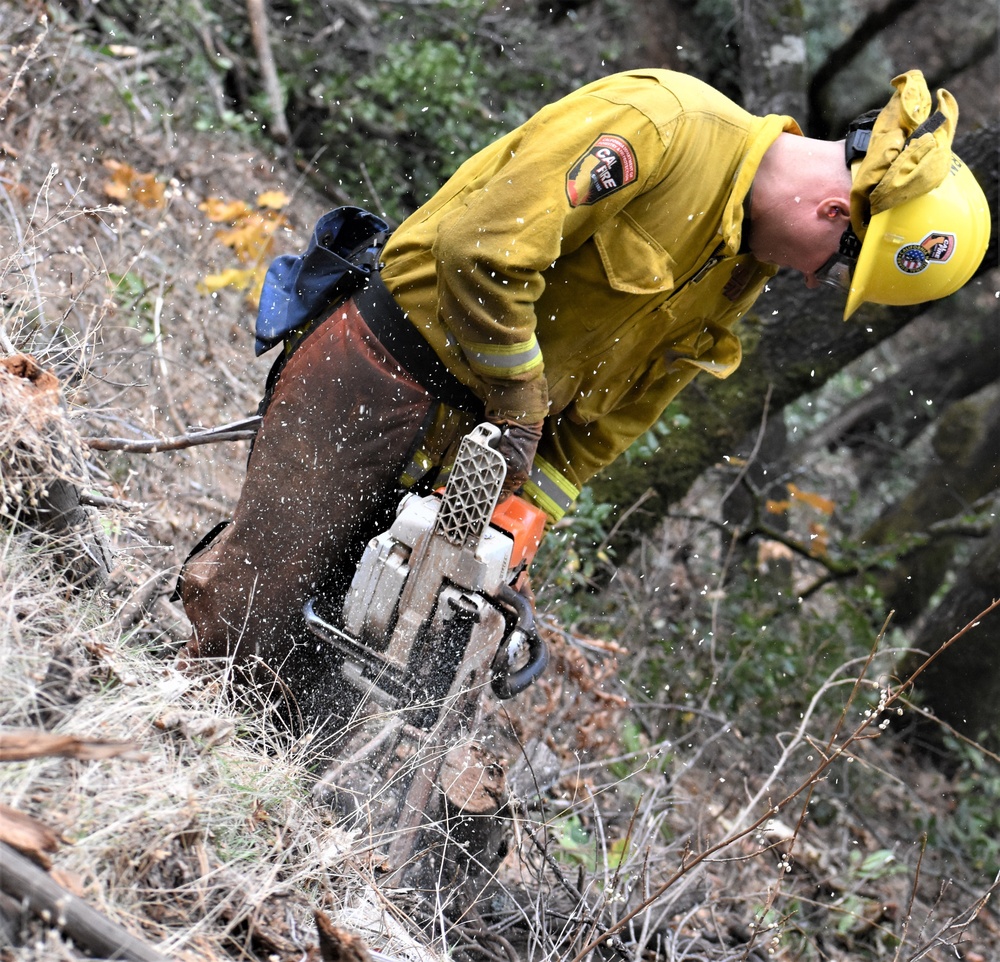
436, 741, 510, 893
0, 353, 113, 588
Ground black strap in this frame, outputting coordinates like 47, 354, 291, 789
907, 110, 947, 144
355, 274, 482, 414
169, 519, 232, 601
844, 108, 880, 166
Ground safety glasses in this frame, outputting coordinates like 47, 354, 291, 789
815, 251, 855, 291
816, 225, 862, 292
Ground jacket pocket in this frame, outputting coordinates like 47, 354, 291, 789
661, 315, 742, 379
593, 211, 676, 295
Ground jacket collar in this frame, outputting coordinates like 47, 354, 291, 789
720, 114, 803, 256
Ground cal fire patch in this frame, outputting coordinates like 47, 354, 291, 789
895, 232, 956, 274
566, 134, 637, 207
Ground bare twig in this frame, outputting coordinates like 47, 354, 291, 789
896, 697, 1000, 766
84, 415, 262, 452
895, 598, 1000, 698
149, 278, 187, 436
894, 834, 928, 962
903, 871, 1000, 962
719, 384, 773, 508
599, 488, 658, 553
0, 15, 48, 119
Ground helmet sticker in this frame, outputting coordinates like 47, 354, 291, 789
895, 232, 956, 274
566, 134, 638, 207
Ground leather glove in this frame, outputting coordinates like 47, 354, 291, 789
491, 419, 544, 497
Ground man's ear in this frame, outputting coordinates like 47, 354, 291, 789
818, 197, 851, 222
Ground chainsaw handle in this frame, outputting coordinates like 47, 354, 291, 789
491, 583, 549, 699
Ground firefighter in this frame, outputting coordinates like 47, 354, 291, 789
178, 68, 990, 714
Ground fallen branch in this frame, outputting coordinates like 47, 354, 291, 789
0, 841, 172, 962
0, 730, 145, 763
84, 415, 262, 453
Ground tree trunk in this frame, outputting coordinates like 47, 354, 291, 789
907, 522, 1000, 753
789, 303, 1000, 480
714, 0, 813, 589
862, 387, 1000, 625
736, 0, 807, 120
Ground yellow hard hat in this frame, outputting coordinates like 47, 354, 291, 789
844, 151, 991, 319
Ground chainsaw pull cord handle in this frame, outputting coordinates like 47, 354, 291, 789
491, 582, 549, 699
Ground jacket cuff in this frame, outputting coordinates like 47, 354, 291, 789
482, 379, 549, 424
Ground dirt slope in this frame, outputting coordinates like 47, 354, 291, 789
3, 11, 335, 565
2, 10, 999, 962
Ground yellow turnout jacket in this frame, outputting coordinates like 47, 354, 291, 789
382, 69, 800, 521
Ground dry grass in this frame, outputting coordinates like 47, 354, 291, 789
0, 14, 428, 958
0, 530, 448, 960
4, 523, 998, 961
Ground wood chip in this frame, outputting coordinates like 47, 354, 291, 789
0, 804, 59, 869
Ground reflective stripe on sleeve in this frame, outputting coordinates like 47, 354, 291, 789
522, 456, 579, 523
461, 335, 543, 378
399, 447, 435, 489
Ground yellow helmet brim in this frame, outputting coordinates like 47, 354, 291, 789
845, 153, 991, 320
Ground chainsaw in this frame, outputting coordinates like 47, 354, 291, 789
302, 422, 549, 892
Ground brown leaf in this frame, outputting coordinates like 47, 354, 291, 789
0, 803, 60, 868
213, 211, 284, 264
808, 521, 829, 558
257, 189, 291, 210
0, 353, 61, 398
788, 482, 836, 516
101, 159, 165, 209
199, 197, 253, 222
197, 266, 259, 295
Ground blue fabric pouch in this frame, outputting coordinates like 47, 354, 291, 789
254, 206, 390, 356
